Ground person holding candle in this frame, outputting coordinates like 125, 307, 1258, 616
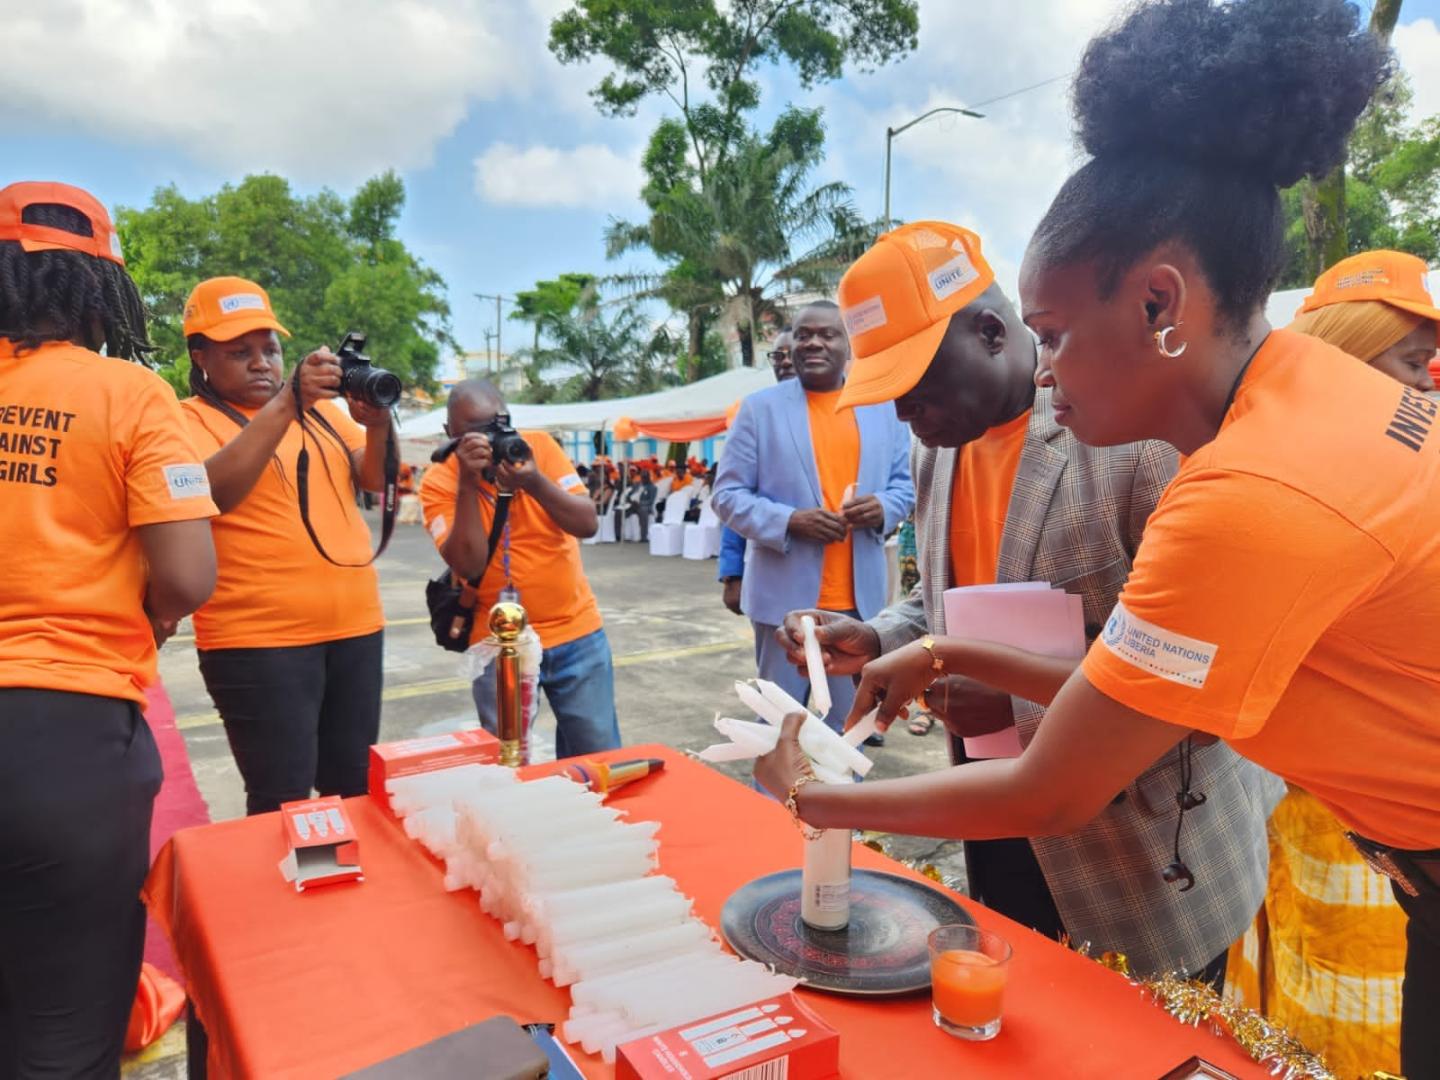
712, 301, 914, 735
1222, 250, 1440, 1077
720, 327, 798, 616
756, 1, 1440, 1072
779, 221, 1278, 982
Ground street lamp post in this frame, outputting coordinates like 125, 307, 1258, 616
883, 106, 984, 231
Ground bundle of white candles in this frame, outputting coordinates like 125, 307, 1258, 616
386, 762, 798, 1063
696, 678, 879, 781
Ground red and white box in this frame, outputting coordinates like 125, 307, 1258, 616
617, 992, 840, 1080
278, 796, 362, 892
368, 729, 501, 814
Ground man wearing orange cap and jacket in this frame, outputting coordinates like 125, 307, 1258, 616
775, 222, 1279, 980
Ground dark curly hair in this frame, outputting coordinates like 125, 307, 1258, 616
0, 202, 152, 360
1030, 0, 1391, 327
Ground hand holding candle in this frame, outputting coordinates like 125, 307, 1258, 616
800, 615, 832, 718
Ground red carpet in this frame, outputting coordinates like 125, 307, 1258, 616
143, 680, 213, 981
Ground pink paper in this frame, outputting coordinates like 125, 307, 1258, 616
941, 583, 1087, 759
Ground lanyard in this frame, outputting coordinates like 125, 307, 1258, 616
478, 486, 515, 591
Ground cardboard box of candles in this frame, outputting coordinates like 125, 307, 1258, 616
368, 729, 500, 814
278, 796, 363, 892
615, 992, 840, 1080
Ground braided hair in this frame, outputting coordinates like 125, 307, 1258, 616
0, 202, 152, 360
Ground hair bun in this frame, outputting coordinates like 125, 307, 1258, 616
1073, 0, 1391, 188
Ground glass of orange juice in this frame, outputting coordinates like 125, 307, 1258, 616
928, 925, 1013, 1040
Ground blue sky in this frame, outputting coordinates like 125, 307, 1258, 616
6, 0, 1439, 376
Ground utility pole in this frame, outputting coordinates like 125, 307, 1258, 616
482, 330, 498, 371
475, 292, 515, 369
883, 106, 984, 231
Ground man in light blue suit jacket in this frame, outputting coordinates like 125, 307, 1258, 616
712, 301, 914, 733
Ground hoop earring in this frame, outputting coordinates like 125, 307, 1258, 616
1154, 325, 1187, 358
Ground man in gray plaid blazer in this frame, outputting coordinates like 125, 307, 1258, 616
779, 221, 1280, 979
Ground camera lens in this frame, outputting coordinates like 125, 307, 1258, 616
358, 368, 402, 409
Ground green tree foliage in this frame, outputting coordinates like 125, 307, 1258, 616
116, 172, 454, 393
609, 107, 856, 367
532, 300, 673, 402
509, 273, 598, 354
1278, 74, 1440, 287
551, 0, 916, 371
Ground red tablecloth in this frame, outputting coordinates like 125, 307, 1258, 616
144, 745, 1264, 1079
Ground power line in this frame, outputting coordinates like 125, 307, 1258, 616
960, 71, 1073, 113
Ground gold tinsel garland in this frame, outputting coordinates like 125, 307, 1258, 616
859, 835, 1404, 1080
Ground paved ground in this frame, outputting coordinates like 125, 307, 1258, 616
125, 513, 965, 1076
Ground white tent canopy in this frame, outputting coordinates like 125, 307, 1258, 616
399, 366, 776, 440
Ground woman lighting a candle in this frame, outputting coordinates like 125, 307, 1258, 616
755, 1, 1440, 1075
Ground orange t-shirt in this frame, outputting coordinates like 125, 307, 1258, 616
807, 388, 860, 611
0, 341, 218, 703
181, 398, 384, 650
1082, 330, 1440, 849
419, 430, 602, 650
948, 410, 1030, 588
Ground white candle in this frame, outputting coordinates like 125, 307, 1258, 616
801, 813, 853, 931
800, 615, 832, 718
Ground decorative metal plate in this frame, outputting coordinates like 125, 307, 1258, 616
720, 869, 973, 996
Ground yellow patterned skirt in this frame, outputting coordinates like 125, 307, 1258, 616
1226, 788, 1406, 1078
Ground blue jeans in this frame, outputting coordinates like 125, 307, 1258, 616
470, 627, 622, 759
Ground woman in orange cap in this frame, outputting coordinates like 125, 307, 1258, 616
0, 182, 218, 1073
179, 276, 392, 816
758, 2, 1440, 1073
1222, 251, 1440, 1076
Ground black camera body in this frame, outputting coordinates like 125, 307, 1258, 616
336, 332, 402, 409
431, 415, 531, 468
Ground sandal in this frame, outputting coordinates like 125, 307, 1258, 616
907, 710, 936, 736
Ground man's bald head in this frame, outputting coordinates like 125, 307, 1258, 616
445, 378, 507, 437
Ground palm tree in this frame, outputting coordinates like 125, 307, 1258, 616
608, 108, 856, 369
534, 301, 656, 402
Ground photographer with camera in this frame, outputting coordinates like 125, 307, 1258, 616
179, 276, 394, 816
420, 379, 622, 756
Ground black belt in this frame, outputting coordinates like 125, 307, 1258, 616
1347, 832, 1440, 897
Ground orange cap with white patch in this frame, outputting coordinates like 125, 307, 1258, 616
836, 221, 995, 409
182, 276, 291, 342
1299, 250, 1440, 324
0, 181, 125, 264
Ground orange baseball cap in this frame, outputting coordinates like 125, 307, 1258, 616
0, 181, 125, 264
182, 276, 291, 342
836, 221, 995, 409
1299, 250, 1440, 324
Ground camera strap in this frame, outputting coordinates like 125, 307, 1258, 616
291, 367, 399, 568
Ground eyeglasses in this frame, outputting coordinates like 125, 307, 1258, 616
767, 349, 791, 362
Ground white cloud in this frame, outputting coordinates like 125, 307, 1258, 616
807, 0, 1120, 294
0, 0, 568, 182
1394, 19, 1440, 125
473, 142, 641, 208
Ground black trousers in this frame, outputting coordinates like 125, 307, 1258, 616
198, 630, 383, 817
0, 688, 161, 1079
1394, 882, 1440, 1079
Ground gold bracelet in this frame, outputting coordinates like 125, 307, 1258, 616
918, 635, 945, 676
785, 771, 824, 840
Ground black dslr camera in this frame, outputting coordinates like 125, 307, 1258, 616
336, 332, 402, 409
432, 413, 531, 467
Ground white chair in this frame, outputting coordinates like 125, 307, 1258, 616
682, 522, 722, 560
649, 522, 685, 556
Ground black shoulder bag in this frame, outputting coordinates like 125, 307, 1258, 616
425, 491, 513, 652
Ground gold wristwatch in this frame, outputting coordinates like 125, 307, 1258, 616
785, 770, 823, 840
